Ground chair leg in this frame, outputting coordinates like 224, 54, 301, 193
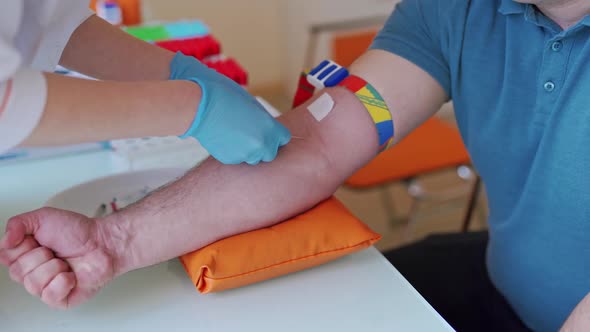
379, 187, 402, 227
461, 175, 481, 232
402, 195, 421, 244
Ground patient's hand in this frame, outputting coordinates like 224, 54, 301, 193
0, 208, 113, 309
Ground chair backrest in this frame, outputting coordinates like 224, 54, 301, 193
346, 118, 471, 188
332, 30, 378, 67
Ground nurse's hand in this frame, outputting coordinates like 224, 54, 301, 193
0, 208, 113, 309
169, 52, 291, 165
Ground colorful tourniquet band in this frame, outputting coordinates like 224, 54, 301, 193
337, 75, 394, 151
292, 60, 394, 152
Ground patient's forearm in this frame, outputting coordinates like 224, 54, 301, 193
100, 87, 380, 276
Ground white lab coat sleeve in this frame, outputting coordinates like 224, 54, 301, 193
0, 70, 47, 153
0, 1, 93, 154
0, 1, 46, 154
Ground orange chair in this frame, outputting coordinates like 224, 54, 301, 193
346, 118, 470, 188
344, 117, 481, 239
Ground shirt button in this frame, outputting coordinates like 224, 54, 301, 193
544, 81, 555, 92
551, 41, 563, 52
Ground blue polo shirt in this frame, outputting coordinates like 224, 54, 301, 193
371, 0, 590, 330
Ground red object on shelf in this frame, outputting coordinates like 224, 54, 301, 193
156, 36, 221, 60
203, 58, 248, 86
292, 71, 315, 108
155, 34, 247, 85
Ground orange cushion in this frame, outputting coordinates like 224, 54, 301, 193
346, 118, 470, 188
179, 198, 381, 293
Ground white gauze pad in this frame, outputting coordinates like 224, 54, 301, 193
307, 93, 334, 122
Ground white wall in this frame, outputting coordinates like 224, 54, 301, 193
142, 0, 284, 89
142, 0, 399, 94
282, 0, 398, 95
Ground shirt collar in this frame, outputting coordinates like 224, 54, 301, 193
498, 0, 526, 15
499, 0, 590, 28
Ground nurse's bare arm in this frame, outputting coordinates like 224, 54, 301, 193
20, 73, 198, 146
59, 15, 175, 81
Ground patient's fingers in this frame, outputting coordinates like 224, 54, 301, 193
0, 236, 39, 266
9, 246, 54, 283
0, 219, 27, 249
41, 272, 76, 309
23, 258, 70, 297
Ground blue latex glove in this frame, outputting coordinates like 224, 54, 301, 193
169, 52, 291, 165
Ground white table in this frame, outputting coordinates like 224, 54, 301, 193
0, 151, 454, 332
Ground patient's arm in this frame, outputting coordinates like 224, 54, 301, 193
103, 49, 448, 275
561, 292, 590, 331
0, 50, 448, 308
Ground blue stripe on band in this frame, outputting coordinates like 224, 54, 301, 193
375, 120, 394, 146
309, 60, 330, 76
324, 67, 350, 87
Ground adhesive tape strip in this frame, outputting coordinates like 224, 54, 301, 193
307, 93, 334, 122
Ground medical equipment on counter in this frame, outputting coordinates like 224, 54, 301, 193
124, 20, 248, 85
123, 20, 210, 42
96, 1, 123, 26
0, 143, 111, 166
109, 136, 208, 171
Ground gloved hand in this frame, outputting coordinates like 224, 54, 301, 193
169, 52, 291, 165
